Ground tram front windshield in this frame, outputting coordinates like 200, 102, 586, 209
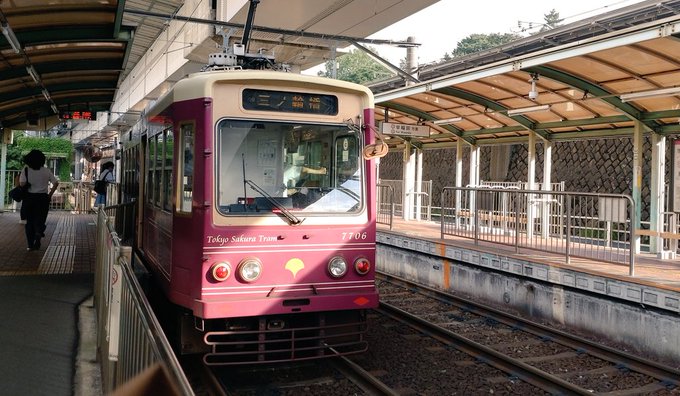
216, 119, 363, 215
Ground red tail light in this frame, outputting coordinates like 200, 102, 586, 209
354, 258, 370, 275
211, 262, 231, 281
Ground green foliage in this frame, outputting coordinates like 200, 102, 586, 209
450, 33, 523, 57
6, 137, 24, 170
16, 135, 73, 155
58, 162, 71, 180
540, 9, 563, 32
9, 135, 73, 181
318, 47, 392, 84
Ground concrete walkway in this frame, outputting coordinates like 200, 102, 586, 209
0, 211, 101, 396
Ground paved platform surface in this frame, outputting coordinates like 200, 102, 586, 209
378, 218, 680, 292
0, 211, 98, 396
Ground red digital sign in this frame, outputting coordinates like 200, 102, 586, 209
60, 111, 95, 121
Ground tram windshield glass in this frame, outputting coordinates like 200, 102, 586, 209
216, 119, 363, 215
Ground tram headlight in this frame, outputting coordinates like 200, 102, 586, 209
210, 262, 232, 282
328, 256, 348, 278
354, 257, 371, 275
237, 258, 262, 282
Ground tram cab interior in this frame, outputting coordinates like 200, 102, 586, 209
217, 119, 362, 215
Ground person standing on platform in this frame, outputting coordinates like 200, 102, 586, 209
95, 161, 115, 206
20, 149, 59, 251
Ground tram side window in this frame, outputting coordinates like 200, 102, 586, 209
154, 134, 163, 207
163, 129, 174, 211
122, 149, 134, 199
146, 136, 155, 204
178, 123, 194, 213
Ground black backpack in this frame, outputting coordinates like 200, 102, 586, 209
94, 170, 110, 194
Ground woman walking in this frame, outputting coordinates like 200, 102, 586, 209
19, 149, 59, 251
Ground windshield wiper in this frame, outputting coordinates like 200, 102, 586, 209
245, 180, 303, 225
334, 186, 360, 203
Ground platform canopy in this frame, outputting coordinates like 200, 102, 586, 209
0, 0, 437, 133
371, 0, 680, 149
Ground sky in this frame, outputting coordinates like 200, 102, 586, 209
306, 0, 647, 73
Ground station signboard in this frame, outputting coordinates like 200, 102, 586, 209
380, 122, 430, 137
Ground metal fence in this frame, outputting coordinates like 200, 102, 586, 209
479, 180, 566, 191
2, 169, 21, 208
103, 200, 136, 246
379, 179, 433, 220
661, 212, 680, 258
2, 169, 99, 213
72, 182, 96, 213
441, 187, 636, 275
94, 207, 193, 394
376, 184, 394, 229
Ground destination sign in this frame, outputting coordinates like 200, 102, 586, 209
242, 89, 338, 115
380, 122, 430, 137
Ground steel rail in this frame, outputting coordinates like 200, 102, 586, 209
378, 272, 680, 389
376, 302, 592, 395
327, 347, 399, 396
182, 356, 228, 396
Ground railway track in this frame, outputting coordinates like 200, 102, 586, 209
190, 355, 398, 395
375, 272, 680, 395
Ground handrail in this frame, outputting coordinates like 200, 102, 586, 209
376, 183, 394, 229
94, 207, 194, 394
440, 186, 636, 276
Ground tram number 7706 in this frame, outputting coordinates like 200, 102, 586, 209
342, 231, 368, 240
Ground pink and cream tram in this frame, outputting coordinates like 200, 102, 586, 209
121, 70, 379, 364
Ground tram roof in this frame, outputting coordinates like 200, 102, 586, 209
0, 0, 436, 133
147, 70, 375, 120
370, 0, 680, 149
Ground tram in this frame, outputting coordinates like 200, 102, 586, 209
120, 68, 381, 364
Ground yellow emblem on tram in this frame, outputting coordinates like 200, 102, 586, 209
285, 258, 304, 278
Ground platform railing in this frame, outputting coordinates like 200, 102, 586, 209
379, 179, 432, 220
94, 208, 194, 395
3, 169, 21, 209
103, 200, 136, 246
73, 181, 95, 213
661, 212, 679, 258
480, 180, 565, 191
441, 187, 636, 275
3, 170, 76, 212
377, 184, 394, 229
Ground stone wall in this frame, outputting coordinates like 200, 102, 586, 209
378, 137, 670, 222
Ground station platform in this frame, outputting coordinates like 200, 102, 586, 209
377, 217, 680, 293
0, 211, 99, 396
376, 217, 680, 363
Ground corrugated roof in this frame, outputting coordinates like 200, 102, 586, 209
0, 0, 438, 134
0, 0, 183, 130
371, 0, 680, 149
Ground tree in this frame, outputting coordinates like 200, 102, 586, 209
449, 33, 523, 58
12, 135, 73, 180
540, 9, 563, 32
318, 47, 392, 84
6, 138, 24, 170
